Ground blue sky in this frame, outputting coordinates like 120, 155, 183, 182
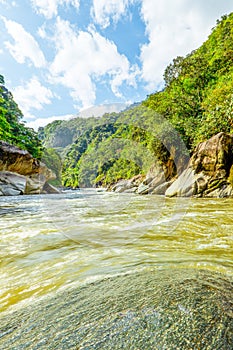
1, 0, 233, 129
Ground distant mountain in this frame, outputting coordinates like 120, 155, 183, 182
38, 103, 129, 150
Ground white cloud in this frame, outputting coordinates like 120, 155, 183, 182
12, 77, 55, 119
0, 1, 17, 7
140, 0, 233, 90
31, 0, 80, 19
92, 0, 135, 28
2, 17, 46, 68
49, 17, 138, 109
27, 114, 73, 130
78, 102, 129, 118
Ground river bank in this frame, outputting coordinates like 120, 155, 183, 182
110, 132, 233, 198
1, 132, 233, 198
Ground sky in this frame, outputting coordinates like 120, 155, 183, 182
1, 0, 233, 130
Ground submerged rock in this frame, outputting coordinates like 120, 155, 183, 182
0, 268, 232, 349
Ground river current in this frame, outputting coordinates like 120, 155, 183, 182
0, 190, 232, 349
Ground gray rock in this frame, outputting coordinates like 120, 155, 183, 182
25, 173, 47, 194
165, 168, 196, 197
137, 183, 149, 195
205, 183, 233, 198
122, 187, 138, 193
152, 180, 173, 195
0, 186, 22, 196
0, 141, 56, 196
0, 171, 26, 196
148, 172, 166, 190
111, 177, 141, 193
42, 182, 60, 194
190, 132, 233, 178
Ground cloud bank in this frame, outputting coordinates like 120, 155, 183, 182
49, 17, 138, 108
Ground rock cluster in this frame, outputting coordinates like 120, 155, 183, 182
0, 141, 59, 196
111, 132, 233, 198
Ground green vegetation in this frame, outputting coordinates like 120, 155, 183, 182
0, 75, 43, 158
40, 13, 233, 188
144, 13, 233, 148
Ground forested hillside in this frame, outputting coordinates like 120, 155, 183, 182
0, 75, 42, 158
40, 13, 233, 188
144, 13, 233, 148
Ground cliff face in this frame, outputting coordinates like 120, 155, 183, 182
0, 141, 57, 196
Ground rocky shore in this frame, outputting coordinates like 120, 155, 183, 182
110, 132, 233, 198
1, 132, 232, 197
0, 141, 59, 196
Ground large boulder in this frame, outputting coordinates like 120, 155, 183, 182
190, 132, 233, 178
0, 171, 26, 196
0, 141, 56, 196
0, 141, 40, 175
166, 132, 233, 197
25, 163, 56, 194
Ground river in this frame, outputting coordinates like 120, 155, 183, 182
0, 190, 232, 349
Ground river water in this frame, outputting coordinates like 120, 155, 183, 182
0, 190, 232, 349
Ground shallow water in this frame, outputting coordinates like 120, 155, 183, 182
0, 190, 232, 348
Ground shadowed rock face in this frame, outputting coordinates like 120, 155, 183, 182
0, 268, 232, 349
0, 141, 56, 195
